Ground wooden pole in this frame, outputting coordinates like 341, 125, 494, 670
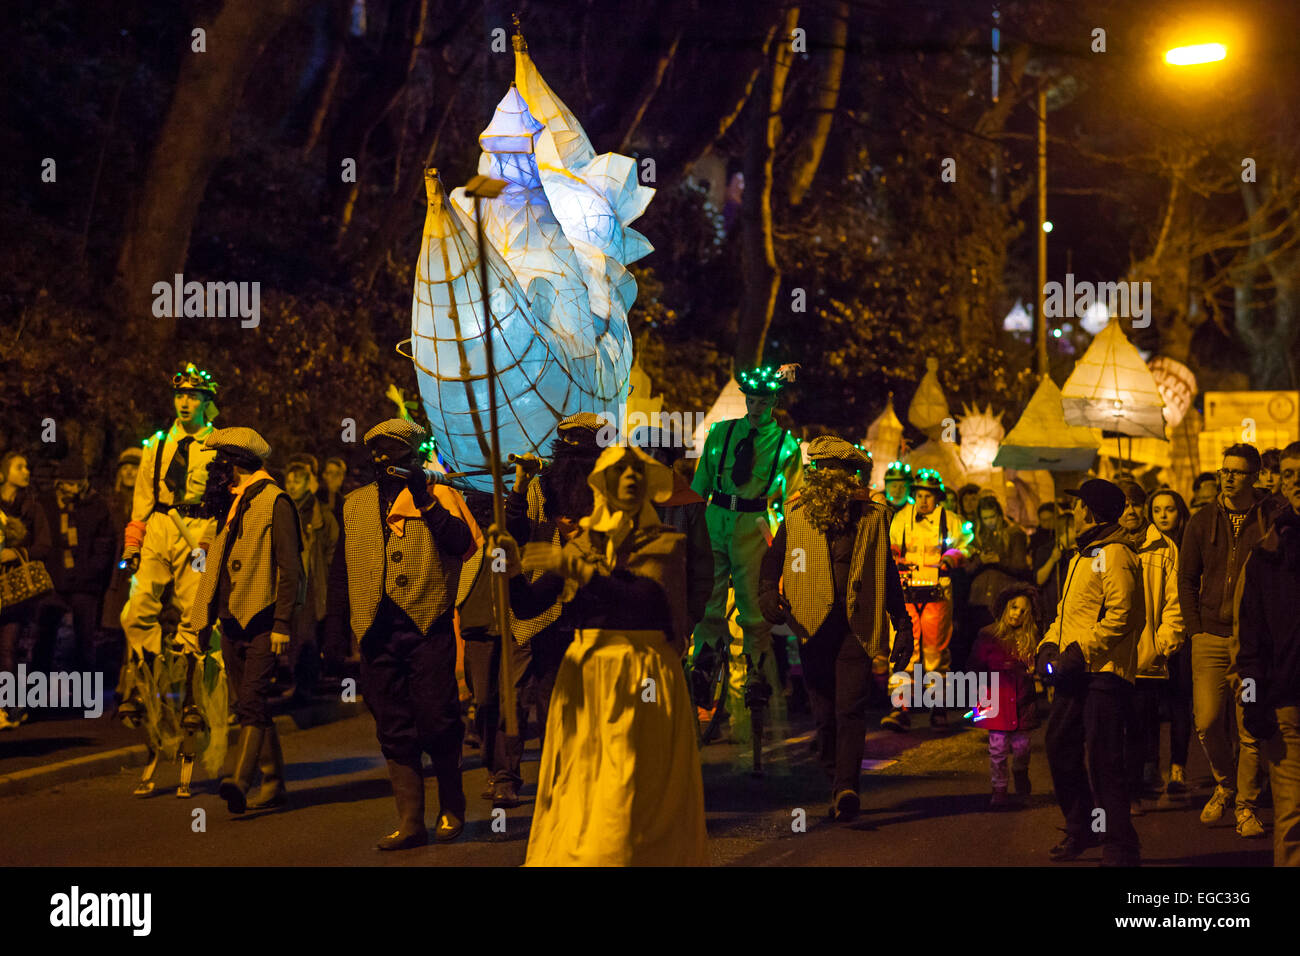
1036, 80, 1049, 378
471, 184, 517, 738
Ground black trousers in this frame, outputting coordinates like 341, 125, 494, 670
1046, 672, 1139, 859
495, 625, 572, 784
221, 618, 276, 728
1127, 677, 1162, 797
360, 617, 465, 815
462, 632, 502, 773
1165, 645, 1192, 767
800, 610, 870, 797
289, 606, 321, 697
34, 592, 102, 674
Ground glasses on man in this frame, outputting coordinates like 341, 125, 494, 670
1219, 468, 1257, 480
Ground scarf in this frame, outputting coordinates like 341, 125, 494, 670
225, 469, 274, 528
580, 445, 674, 566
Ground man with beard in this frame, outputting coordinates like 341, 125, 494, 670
192, 428, 302, 813
758, 437, 913, 821
117, 362, 221, 796
690, 365, 803, 740
491, 412, 603, 807
326, 419, 475, 849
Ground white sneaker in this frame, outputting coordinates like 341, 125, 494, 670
1236, 809, 1266, 839
1200, 786, 1232, 824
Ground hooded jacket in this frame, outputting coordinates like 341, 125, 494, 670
1130, 523, 1185, 678
969, 625, 1039, 732
1179, 488, 1278, 638
1040, 523, 1144, 683
1234, 507, 1300, 710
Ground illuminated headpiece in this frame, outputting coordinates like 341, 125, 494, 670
884, 461, 912, 482
737, 364, 798, 397
912, 467, 946, 497
172, 362, 219, 397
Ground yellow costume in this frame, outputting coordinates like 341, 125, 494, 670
516, 445, 708, 866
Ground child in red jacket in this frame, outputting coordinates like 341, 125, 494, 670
968, 584, 1042, 809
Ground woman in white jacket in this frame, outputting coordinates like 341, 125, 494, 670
1117, 482, 1185, 815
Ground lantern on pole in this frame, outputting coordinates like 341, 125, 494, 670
1060, 321, 1167, 447
993, 374, 1100, 471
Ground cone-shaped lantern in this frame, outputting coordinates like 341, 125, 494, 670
1060, 320, 1166, 439
864, 393, 905, 488
908, 356, 951, 440
994, 375, 1101, 471
692, 377, 747, 454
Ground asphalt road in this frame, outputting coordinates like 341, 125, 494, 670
0, 708, 1273, 867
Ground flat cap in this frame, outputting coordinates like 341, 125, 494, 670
806, 435, 871, 469
117, 447, 143, 467
557, 411, 606, 434
363, 418, 428, 449
205, 426, 271, 463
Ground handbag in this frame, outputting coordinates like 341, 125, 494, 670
0, 547, 55, 609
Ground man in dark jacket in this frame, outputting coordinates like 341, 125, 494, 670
1178, 443, 1279, 838
326, 419, 475, 850
1235, 441, 1300, 866
38, 457, 114, 676
191, 427, 303, 813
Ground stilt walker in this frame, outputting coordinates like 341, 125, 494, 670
117, 362, 225, 796
690, 365, 803, 743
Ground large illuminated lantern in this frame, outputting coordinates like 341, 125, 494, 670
408, 29, 654, 488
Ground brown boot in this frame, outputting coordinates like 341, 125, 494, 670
218, 725, 266, 814
377, 760, 427, 851
247, 725, 288, 810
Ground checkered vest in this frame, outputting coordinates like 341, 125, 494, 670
342, 482, 461, 639
782, 499, 891, 656
193, 480, 302, 632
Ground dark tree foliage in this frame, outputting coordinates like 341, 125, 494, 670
4, 0, 1298, 487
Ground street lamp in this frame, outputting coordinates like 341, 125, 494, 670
1165, 43, 1227, 66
